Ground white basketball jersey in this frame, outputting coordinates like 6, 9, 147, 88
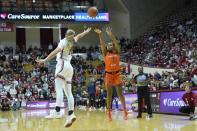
56, 38, 73, 61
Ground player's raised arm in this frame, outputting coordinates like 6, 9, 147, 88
36, 47, 62, 64
74, 27, 91, 43
94, 29, 107, 56
106, 27, 120, 54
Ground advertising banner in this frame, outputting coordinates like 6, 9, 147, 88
26, 101, 66, 110
159, 91, 197, 114
112, 92, 161, 112
0, 22, 13, 32
26, 109, 65, 117
0, 12, 109, 22
112, 94, 137, 110
113, 90, 197, 114
74, 12, 109, 21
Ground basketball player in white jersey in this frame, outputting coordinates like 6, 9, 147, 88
36, 27, 91, 128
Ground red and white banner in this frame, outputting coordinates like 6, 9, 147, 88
0, 22, 13, 32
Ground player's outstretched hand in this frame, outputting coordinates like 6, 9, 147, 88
36, 59, 46, 64
106, 27, 112, 36
85, 27, 91, 33
94, 29, 102, 34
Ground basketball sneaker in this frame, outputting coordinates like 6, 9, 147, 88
64, 113, 76, 128
108, 109, 112, 122
45, 111, 62, 119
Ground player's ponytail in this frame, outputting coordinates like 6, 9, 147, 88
67, 35, 76, 52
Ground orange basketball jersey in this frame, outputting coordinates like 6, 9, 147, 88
104, 51, 120, 72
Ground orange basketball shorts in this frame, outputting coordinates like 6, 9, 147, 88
105, 72, 122, 87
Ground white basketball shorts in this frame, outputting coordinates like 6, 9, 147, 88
55, 60, 73, 82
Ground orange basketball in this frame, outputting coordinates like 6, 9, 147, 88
88, 7, 98, 18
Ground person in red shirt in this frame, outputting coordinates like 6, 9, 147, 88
179, 85, 197, 120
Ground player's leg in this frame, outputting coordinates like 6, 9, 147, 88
115, 85, 126, 109
111, 93, 114, 109
64, 82, 74, 113
89, 94, 93, 109
55, 78, 64, 108
92, 94, 95, 110
105, 74, 113, 121
105, 75, 113, 110
89, 94, 95, 111
179, 106, 191, 114
114, 73, 128, 120
115, 84, 128, 120
194, 107, 197, 120
45, 78, 64, 119
179, 106, 194, 120
107, 85, 113, 121
189, 106, 195, 120
63, 81, 76, 127
63, 65, 76, 128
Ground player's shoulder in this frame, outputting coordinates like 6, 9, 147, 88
59, 38, 67, 45
60, 38, 67, 42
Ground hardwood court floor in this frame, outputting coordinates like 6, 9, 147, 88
0, 109, 197, 131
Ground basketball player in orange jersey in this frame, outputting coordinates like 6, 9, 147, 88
94, 27, 128, 122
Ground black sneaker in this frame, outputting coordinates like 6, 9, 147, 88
137, 115, 142, 118
149, 114, 153, 118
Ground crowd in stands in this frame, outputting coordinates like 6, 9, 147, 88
119, 12, 197, 91
0, 44, 107, 111
1, 4, 197, 111
0, 45, 54, 111
0, 0, 102, 13
120, 16, 197, 68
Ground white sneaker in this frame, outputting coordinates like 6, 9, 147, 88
64, 113, 76, 128
45, 111, 62, 119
